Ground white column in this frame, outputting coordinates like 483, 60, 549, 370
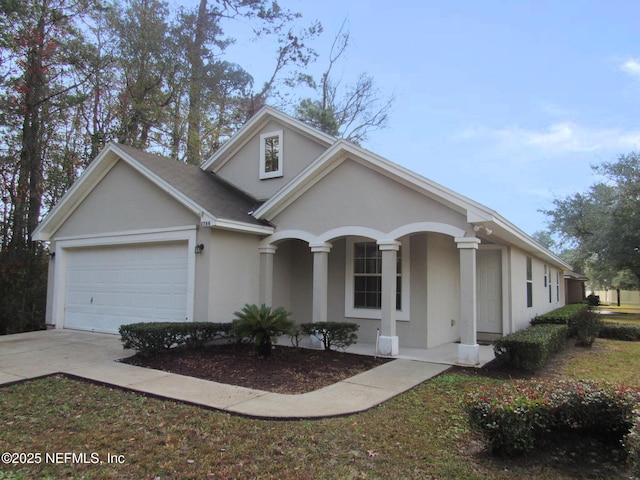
310, 242, 332, 324
378, 239, 401, 356
259, 245, 277, 306
455, 236, 481, 365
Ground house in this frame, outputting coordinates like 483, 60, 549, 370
34, 106, 571, 365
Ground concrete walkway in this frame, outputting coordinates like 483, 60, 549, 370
0, 329, 486, 419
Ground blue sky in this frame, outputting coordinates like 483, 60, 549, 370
199, 0, 640, 236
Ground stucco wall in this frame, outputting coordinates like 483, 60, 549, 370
215, 119, 328, 201
205, 229, 261, 323
509, 247, 565, 331
54, 161, 198, 238
270, 159, 469, 236
425, 233, 461, 347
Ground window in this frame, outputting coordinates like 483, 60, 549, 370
526, 257, 533, 308
556, 271, 560, 302
353, 242, 401, 310
259, 130, 283, 179
345, 238, 409, 320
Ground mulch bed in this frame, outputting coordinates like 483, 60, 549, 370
120, 343, 392, 395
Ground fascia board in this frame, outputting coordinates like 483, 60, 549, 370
34, 144, 122, 241
201, 106, 335, 172
254, 139, 492, 222
211, 218, 274, 235
488, 216, 572, 270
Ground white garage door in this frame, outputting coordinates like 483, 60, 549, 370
64, 242, 189, 333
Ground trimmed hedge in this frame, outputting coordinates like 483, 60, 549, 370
531, 303, 589, 336
493, 324, 568, 372
119, 322, 232, 356
300, 321, 359, 351
599, 322, 640, 341
466, 379, 640, 456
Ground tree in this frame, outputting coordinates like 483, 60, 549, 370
295, 20, 394, 144
108, 0, 173, 149
542, 151, 640, 283
0, 0, 99, 333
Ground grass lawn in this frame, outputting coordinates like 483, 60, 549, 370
2, 317, 640, 478
598, 304, 640, 325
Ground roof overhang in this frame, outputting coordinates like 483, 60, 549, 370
34, 143, 273, 241
252, 139, 571, 271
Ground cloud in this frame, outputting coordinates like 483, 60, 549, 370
620, 58, 640, 79
457, 122, 640, 155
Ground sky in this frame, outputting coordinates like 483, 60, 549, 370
185, 0, 640, 236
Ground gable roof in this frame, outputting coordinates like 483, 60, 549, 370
34, 143, 272, 241
201, 105, 336, 172
253, 139, 571, 270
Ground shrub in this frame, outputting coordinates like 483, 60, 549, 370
599, 323, 640, 341
119, 322, 232, 356
230, 304, 294, 358
574, 308, 602, 347
531, 303, 589, 336
466, 379, 640, 456
300, 321, 359, 351
587, 293, 601, 306
493, 324, 568, 372
625, 409, 640, 478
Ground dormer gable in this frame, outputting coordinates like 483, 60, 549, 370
201, 106, 335, 201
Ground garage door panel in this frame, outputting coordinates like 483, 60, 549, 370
64, 241, 189, 333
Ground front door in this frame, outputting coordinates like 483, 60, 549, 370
476, 248, 502, 334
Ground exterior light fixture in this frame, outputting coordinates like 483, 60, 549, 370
194, 243, 205, 254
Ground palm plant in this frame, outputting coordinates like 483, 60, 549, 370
231, 304, 294, 357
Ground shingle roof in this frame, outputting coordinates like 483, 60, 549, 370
115, 144, 266, 227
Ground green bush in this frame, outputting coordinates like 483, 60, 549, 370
531, 303, 589, 336
599, 323, 640, 341
625, 409, 640, 478
119, 322, 232, 356
300, 321, 359, 351
230, 304, 294, 357
466, 379, 640, 456
574, 308, 602, 347
493, 324, 568, 372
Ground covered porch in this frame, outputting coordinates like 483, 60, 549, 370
259, 222, 492, 366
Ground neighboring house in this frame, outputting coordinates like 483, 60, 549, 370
34, 106, 571, 365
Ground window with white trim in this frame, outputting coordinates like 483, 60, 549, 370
345, 238, 410, 320
556, 271, 560, 302
259, 130, 283, 179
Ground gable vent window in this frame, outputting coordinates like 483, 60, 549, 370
260, 130, 283, 179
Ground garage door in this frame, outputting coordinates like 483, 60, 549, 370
64, 242, 189, 333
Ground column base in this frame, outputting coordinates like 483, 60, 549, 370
457, 343, 480, 366
377, 336, 399, 356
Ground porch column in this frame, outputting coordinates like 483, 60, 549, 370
259, 245, 277, 306
455, 236, 481, 365
310, 242, 332, 324
378, 239, 401, 356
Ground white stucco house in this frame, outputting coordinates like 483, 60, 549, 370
34, 106, 571, 365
